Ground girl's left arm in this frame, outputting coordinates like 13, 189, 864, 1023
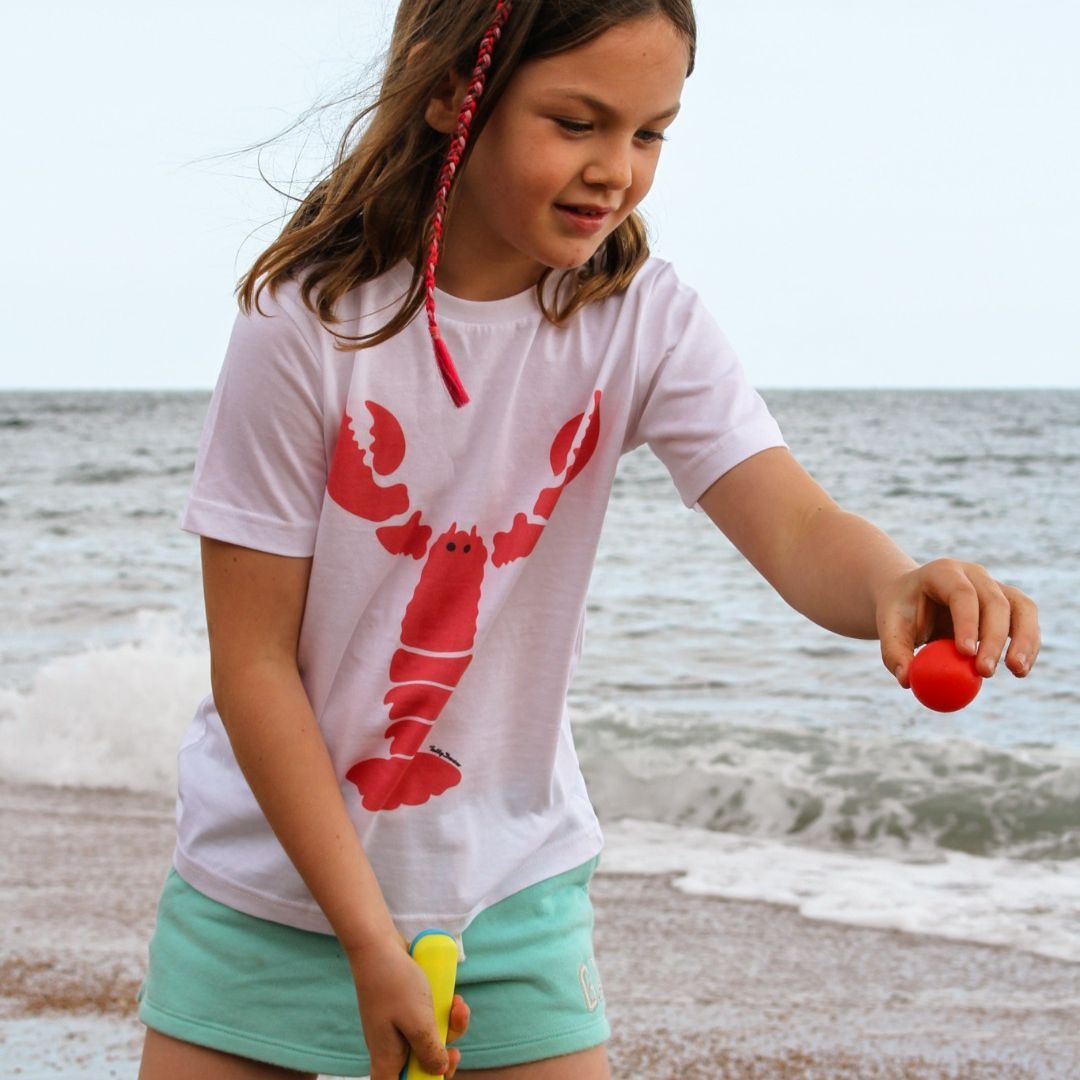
697, 447, 1041, 687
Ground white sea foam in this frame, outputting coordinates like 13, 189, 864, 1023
599, 817, 1080, 964
0, 611, 207, 794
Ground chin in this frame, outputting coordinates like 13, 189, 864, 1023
548, 257, 590, 272
548, 245, 607, 272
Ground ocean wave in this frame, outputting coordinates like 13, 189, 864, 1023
0, 613, 208, 794
3, 622, 1078, 872
575, 708, 1080, 863
599, 818, 1080, 964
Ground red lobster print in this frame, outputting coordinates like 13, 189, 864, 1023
327, 392, 602, 812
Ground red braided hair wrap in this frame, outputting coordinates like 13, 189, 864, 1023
424, 0, 513, 407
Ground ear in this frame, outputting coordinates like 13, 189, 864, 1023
424, 65, 471, 134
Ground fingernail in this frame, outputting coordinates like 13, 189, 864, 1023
1015, 653, 1027, 672
964, 638, 977, 654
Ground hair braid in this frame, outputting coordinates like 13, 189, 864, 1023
424, 0, 513, 408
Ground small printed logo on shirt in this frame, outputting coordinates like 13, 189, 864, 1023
429, 745, 462, 768
578, 957, 604, 1012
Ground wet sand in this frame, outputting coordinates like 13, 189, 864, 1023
1, 780, 1077, 1078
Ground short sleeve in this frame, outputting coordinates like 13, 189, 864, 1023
623, 265, 787, 509
179, 284, 329, 556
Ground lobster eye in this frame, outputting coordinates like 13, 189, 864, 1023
446, 542, 456, 551
463, 544, 471, 553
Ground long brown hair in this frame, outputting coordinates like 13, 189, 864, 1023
237, 0, 697, 349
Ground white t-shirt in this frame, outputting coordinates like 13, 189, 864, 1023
174, 256, 786, 948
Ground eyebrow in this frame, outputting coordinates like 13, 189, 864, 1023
544, 89, 681, 124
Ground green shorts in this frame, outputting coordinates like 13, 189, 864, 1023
136, 856, 608, 1076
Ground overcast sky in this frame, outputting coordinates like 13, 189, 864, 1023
2, 1, 1076, 390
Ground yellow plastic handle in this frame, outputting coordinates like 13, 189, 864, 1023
401, 930, 460, 1080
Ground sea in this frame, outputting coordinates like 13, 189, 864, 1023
1, 388, 1077, 965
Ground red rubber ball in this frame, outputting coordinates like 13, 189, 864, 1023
908, 639, 983, 712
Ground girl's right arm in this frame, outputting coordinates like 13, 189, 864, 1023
200, 536, 463, 1079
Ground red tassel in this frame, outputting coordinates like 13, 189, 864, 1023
421, 2, 511, 411
432, 335, 470, 408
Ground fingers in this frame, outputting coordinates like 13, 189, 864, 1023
1001, 584, 1041, 677
368, 1002, 462, 1080
399, 998, 471, 1077
439, 995, 470, 1078
446, 1046, 462, 1079
447, 994, 471, 1042
956, 568, 1040, 679
879, 560, 1040, 687
877, 582, 924, 688
968, 570, 1011, 677
395, 1022, 449, 1078
881, 625, 914, 689
369, 1036, 453, 1080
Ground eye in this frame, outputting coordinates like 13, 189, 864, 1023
635, 129, 668, 145
555, 118, 592, 135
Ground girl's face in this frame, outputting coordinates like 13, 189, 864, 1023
434, 14, 689, 300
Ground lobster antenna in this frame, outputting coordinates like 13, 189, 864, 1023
423, 1, 514, 408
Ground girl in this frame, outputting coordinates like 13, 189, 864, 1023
136, 1, 1040, 1078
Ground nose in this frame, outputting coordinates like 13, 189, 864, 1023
582, 138, 633, 192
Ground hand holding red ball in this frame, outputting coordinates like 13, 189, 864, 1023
908, 639, 983, 712
874, 558, 1040, 702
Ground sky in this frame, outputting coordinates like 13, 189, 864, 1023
2, 0, 1077, 390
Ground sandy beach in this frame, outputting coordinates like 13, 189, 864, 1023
1, 780, 1076, 1079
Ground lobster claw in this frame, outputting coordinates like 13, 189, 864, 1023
535, 389, 602, 518
492, 390, 602, 566
327, 402, 409, 522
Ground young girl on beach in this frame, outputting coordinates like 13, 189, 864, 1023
136, 1, 1040, 1077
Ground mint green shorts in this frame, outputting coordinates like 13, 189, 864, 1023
136, 856, 608, 1076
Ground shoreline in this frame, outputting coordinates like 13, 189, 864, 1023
592, 870, 1077, 1078
2, 780, 1077, 1078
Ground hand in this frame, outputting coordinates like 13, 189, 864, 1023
874, 558, 1040, 687
348, 932, 471, 1080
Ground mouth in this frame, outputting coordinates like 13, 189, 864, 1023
554, 204, 614, 233
555, 204, 613, 218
